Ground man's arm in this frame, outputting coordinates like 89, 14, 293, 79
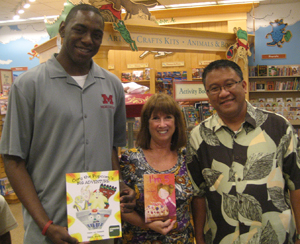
290, 189, 300, 243
111, 147, 136, 213
192, 196, 206, 244
3, 155, 78, 244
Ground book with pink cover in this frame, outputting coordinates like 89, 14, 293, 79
143, 173, 176, 223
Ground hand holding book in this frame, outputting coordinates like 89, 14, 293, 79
119, 180, 136, 213
146, 218, 176, 235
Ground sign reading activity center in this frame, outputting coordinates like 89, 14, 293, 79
173, 81, 208, 102
66, 171, 121, 242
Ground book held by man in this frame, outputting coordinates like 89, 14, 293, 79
66, 170, 121, 242
144, 173, 176, 223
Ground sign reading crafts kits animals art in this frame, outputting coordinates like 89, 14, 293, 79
66, 171, 121, 242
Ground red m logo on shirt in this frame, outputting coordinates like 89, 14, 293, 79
102, 94, 114, 104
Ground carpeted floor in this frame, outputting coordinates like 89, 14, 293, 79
9, 202, 24, 244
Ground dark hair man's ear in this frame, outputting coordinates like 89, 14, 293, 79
59, 21, 66, 38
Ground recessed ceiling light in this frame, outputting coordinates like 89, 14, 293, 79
13, 15, 20, 20
23, 3, 30, 8
18, 9, 25, 14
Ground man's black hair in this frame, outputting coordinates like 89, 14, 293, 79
64, 4, 104, 26
202, 59, 244, 87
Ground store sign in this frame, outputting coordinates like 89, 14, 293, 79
11, 67, 28, 71
102, 25, 234, 52
127, 63, 149, 68
173, 81, 208, 102
262, 54, 286, 59
162, 61, 184, 67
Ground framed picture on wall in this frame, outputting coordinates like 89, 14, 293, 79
0, 69, 13, 94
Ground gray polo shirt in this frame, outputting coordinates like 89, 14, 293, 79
0, 54, 126, 243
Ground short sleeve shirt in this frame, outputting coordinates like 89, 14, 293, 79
187, 101, 300, 244
0, 55, 126, 243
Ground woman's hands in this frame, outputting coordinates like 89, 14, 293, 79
146, 219, 176, 235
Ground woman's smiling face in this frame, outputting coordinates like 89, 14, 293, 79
148, 112, 175, 146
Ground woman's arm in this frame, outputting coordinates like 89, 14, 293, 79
111, 147, 136, 213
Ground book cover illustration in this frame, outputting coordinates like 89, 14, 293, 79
132, 70, 144, 81
258, 65, 268, 76
192, 68, 200, 79
121, 72, 131, 82
145, 68, 151, 80
66, 171, 121, 242
144, 174, 176, 223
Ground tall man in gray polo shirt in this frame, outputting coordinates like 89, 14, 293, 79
0, 4, 135, 244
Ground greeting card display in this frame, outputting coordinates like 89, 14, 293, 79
66, 171, 121, 242
143, 174, 176, 223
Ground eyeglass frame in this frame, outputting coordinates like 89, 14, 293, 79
206, 80, 243, 95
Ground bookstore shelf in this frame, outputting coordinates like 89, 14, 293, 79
249, 73, 300, 131
249, 90, 300, 93
249, 76, 300, 79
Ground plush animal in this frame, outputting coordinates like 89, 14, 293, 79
89, 189, 108, 209
266, 19, 292, 47
226, 27, 251, 71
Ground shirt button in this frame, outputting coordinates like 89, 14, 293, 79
86, 139, 89, 144
238, 178, 241, 182
84, 114, 87, 118
235, 156, 240, 160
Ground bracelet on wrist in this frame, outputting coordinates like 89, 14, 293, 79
42, 220, 53, 236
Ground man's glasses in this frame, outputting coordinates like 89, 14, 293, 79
206, 80, 243, 95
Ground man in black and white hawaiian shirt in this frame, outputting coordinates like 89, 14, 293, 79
187, 59, 300, 244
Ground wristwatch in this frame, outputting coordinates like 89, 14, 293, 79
296, 233, 300, 240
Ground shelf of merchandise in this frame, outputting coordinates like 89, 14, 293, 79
249, 75, 300, 127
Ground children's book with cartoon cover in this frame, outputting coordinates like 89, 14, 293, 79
66, 171, 121, 242
144, 173, 176, 223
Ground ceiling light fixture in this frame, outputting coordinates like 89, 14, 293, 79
23, 3, 30, 8
13, 15, 20, 20
18, 9, 25, 14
